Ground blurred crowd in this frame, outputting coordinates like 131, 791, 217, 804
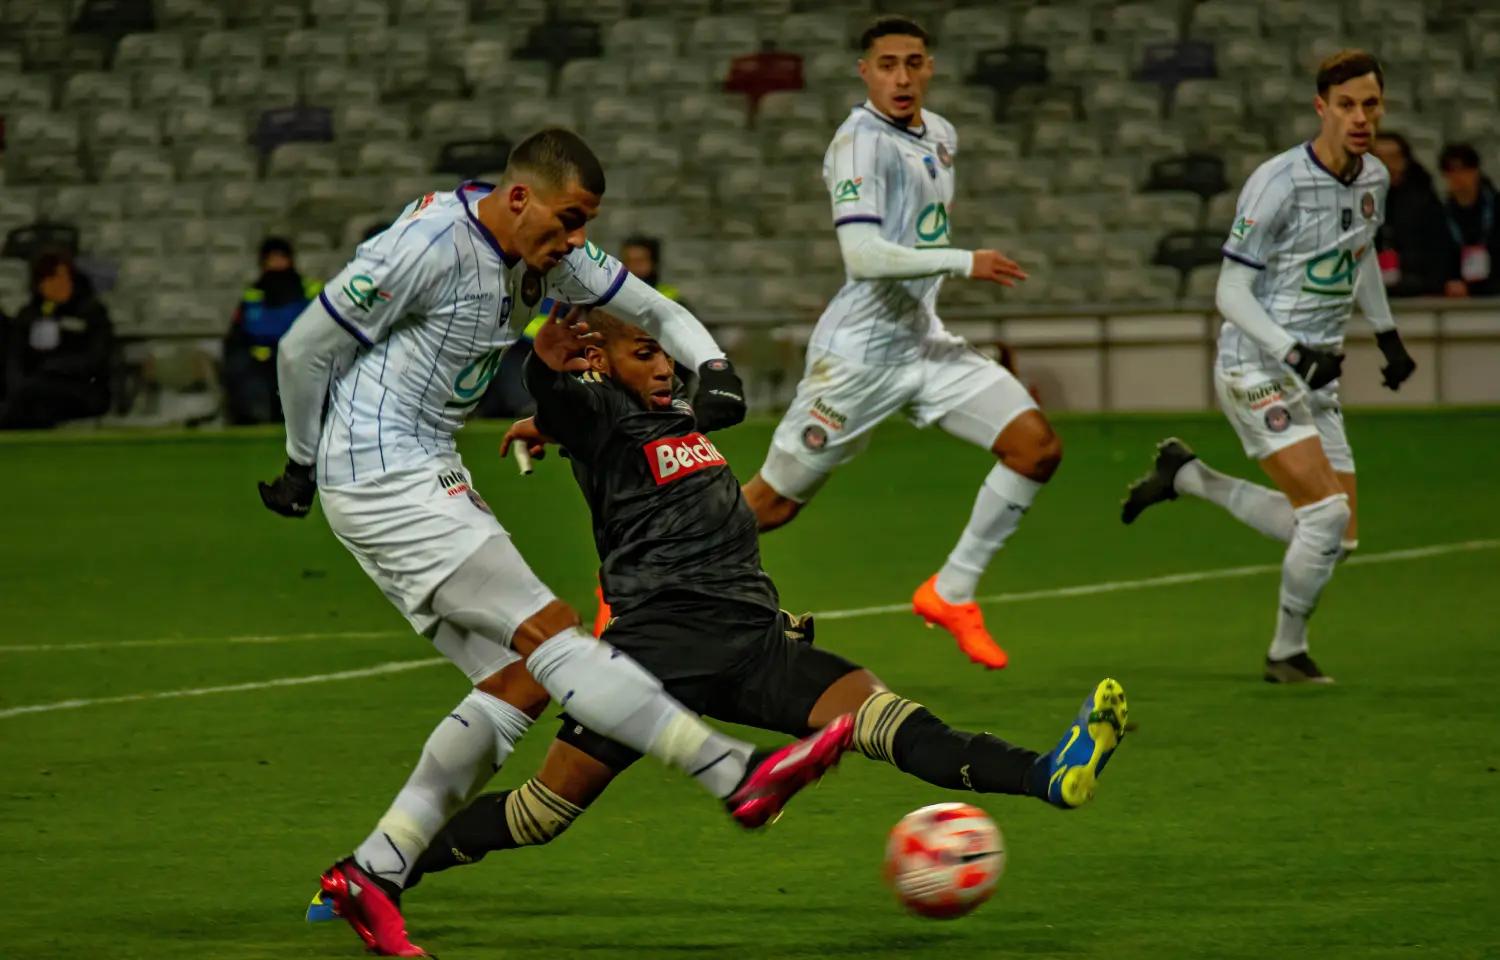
1, 142, 1497, 431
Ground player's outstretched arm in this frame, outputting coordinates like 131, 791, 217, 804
1216, 259, 1342, 389
1354, 249, 1415, 390
257, 299, 360, 517
836, 221, 1025, 285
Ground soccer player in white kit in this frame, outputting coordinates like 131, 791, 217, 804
1121, 51, 1417, 684
258, 130, 853, 956
741, 16, 1051, 671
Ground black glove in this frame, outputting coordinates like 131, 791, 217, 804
1375, 329, 1416, 391
258, 458, 317, 518
1284, 343, 1344, 390
693, 358, 747, 432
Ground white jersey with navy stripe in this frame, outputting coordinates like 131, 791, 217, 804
812, 102, 959, 366
1218, 142, 1389, 368
315, 182, 627, 487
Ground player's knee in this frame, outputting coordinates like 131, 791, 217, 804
1294, 494, 1350, 549
511, 600, 583, 657
475, 661, 551, 719
997, 426, 1062, 483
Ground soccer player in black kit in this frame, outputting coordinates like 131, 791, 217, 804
312, 305, 1131, 909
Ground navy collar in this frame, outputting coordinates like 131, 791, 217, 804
457, 180, 520, 268
1304, 142, 1362, 187
859, 101, 925, 139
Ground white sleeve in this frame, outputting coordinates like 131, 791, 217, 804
545, 240, 630, 308
1354, 246, 1396, 333
1221, 161, 1295, 269
277, 298, 361, 466
1215, 259, 1298, 358
596, 272, 724, 369
319, 215, 449, 345
836, 220, 973, 280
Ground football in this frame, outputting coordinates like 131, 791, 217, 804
884, 802, 1006, 919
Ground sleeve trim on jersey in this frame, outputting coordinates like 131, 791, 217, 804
590, 266, 629, 307
1221, 248, 1266, 271
834, 215, 884, 227
319, 290, 374, 347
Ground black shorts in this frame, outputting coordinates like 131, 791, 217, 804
557, 591, 861, 773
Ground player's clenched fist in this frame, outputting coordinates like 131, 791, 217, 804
968, 250, 1028, 287
693, 358, 747, 433
258, 458, 317, 518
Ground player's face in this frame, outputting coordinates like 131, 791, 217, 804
511, 177, 601, 273
1315, 73, 1384, 156
590, 328, 675, 410
858, 35, 932, 123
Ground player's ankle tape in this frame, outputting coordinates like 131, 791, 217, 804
853, 692, 922, 765
504, 779, 583, 847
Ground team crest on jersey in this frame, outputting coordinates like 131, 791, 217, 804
1341, 208, 1353, 230
521, 269, 542, 306
1361, 192, 1376, 219
1264, 405, 1291, 433
802, 424, 828, 450
936, 142, 953, 167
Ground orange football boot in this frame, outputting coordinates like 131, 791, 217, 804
912, 574, 1009, 670
592, 583, 613, 637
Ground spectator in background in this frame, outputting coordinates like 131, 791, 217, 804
1371, 133, 1454, 297
1439, 144, 1500, 297
0, 253, 112, 429
621, 234, 689, 308
222, 237, 321, 424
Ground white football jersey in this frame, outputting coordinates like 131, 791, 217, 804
1218, 142, 1389, 368
812, 102, 959, 366
315, 182, 628, 486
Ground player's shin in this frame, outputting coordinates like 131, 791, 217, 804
525, 629, 752, 797
353, 691, 531, 890
407, 779, 584, 888
1270, 493, 1351, 660
935, 464, 1041, 603
1174, 459, 1294, 542
852, 691, 1041, 796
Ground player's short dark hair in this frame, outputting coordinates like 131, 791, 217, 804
504, 128, 606, 196
1315, 49, 1384, 96
860, 15, 929, 52
584, 308, 640, 346
1439, 143, 1481, 172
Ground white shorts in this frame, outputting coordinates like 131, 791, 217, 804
1214, 363, 1355, 472
319, 456, 551, 679
762, 338, 1038, 501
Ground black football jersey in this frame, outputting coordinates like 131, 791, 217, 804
526, 353, 778, 616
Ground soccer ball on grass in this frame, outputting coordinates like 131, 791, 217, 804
883, 802, 1005, 919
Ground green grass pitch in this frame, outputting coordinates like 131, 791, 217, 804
2, 410, 1498, 959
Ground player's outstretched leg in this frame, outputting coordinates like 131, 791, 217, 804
1030, 678, 1129, 808
1123, 438, 1296, 543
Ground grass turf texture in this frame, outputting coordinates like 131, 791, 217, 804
2, 410, 1498, 960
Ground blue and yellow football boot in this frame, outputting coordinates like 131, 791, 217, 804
1031, 678, 1128, 809
305, 888, 337, 923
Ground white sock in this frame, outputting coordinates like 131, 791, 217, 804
354, 690, 531, 889
526, 628, 753, 798
1173, 459, 1294, 543
1269, 494, 1351, 660
935, 464, 1042, 603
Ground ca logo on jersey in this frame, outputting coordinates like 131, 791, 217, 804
1301, 246, 1365, 296
915, 202, 950, 247
583, 240, 608, 266
341, 274, 392, 313
446, 347, 503, 409
832, 178, 863, 203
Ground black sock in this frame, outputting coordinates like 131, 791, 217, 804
405, 791, 517, 891
888, 706, 1043, 797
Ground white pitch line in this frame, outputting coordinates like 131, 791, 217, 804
813, 537, 1500, 620
0, 657, 446, 720
1, 537, 1494, 721
0, 629, 405, 655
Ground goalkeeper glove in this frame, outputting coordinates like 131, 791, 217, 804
258, 458, 317, 518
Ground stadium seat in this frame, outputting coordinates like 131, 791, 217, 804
140, 290, 224, 335
311, 0, 390, 27
87, 108, 162, 151
1143, 153, 1229, 201
0, 190, 39, 232
90, 218, 166, 258
266, 142, 341, 180
114, 32, 186, 73
1188, 0, 1260, 39
1025, 195, 1097, 234
1263, 0, 1341, 41
1029, 119, 1099, 158
434, 139, 512, 180
1052, 44, 1131, 85
71, 0, 155, 42
774, 11, 851, 57
352, 141, 429, 178
128, 182, 206, 221
134, 69, 213, 112
501, 98, 579, 136
1017, 6, 1092, 48
968, 45, 1049, 121
671, 92, 746, 131
691, 129, 761, 168
1114, 118, 1187, 156
1214, 37, 1288, 79
99, 146, 175, 183
755, 91, 827, 130
1135, 41, 1216, 88
559, 57, 632, 93
301, 66, 382, 108
1126, 194, 1202, 233
3, 222, 81, 262
47, 186, 110, 225
514, 17, 602, 76
64, 71, 134, 113
8, 112, 81, 155
219, 179, 296, 219
605, 18, 679, 60
1051, 156, 1134, 194
6, 152, 88, 185
0, 259, 31, 315
1152, 228, 1223, 295
0, 74, 54, 112
1107, 4, 1181, 50
156, 0, 225, 32
1086, 80, 1160, 122
1181, 264, 1219, 301
192, 30, 265, 71
279, 28, 350, 66
214, 69, 298, 111
607, 131, 683, 171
